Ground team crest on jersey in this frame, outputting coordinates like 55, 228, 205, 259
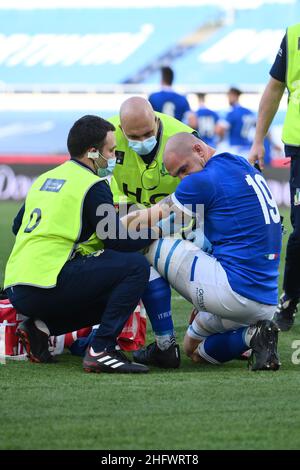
265, 253, 280, 260
115, 151, 125, 165
294, 188, 300, 206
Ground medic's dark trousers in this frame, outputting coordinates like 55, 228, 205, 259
6, 250, 150, 351
283, 150, 300, 299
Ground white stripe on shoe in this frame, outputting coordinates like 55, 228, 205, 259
104, 359, 119, 365
96, 355, 112, 363
111, 362, 125, 368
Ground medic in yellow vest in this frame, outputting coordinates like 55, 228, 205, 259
76, 97, 197, 256
3, 115, 153, 372
109, 96, 196, 208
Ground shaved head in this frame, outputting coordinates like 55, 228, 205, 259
164, 132, 215, 179
164, 133, 199, 169
120, 97, 157, 140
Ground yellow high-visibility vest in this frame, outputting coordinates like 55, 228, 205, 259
4, 160, 101, 288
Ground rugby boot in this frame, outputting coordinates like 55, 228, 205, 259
274, 293, 298, 332
16, 318, 55, 363
249, 320, 280, 371
133, 342, 180, 369
83, 347, 149, 373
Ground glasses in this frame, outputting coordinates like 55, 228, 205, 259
141, 160, 161, 191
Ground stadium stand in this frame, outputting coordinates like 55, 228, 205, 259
0, 0, 295, 204
0, 6, 220, 89
144, 3, 299, 88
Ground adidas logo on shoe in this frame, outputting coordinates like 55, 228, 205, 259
83, 347, 149, 374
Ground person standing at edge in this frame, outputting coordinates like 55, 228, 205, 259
249, 23, 300, 331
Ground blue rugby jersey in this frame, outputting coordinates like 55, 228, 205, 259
149, 90, 190, 122
172, 153, 282, 304
195, 106, 220, 146
225, 104, 256, 148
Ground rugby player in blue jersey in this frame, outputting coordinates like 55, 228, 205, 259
217, 87, 256, 158
187, 93, 220, 147
149, 67, 190, 122
124, 132, 282, 370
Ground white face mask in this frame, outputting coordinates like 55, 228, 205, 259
127, 135, 157, 155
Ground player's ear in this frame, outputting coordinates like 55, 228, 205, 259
193, 143, 205, 157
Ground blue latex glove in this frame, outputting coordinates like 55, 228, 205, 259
186, 228, 213, 253
156, 212, 182, 236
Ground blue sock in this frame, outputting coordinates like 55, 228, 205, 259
200, 327, 249, 364
141, 276, 174, 336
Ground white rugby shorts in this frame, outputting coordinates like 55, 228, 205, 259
146, 238, 276, 337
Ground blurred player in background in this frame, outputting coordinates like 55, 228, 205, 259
216, 87, 256, 158
123, 132, 282, 371
249, 23, 300, 331
149, 66, 190, 122
187, 92, 220, 147
263, 131, 283, 166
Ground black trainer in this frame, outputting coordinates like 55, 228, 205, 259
83, 347, 149, 373
249, 320, 280, 371
16, 318, 55, 363
133, 342, 180, 369
274, 294, 298, 332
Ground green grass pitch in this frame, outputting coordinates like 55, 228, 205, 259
1, 201, 300, 450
